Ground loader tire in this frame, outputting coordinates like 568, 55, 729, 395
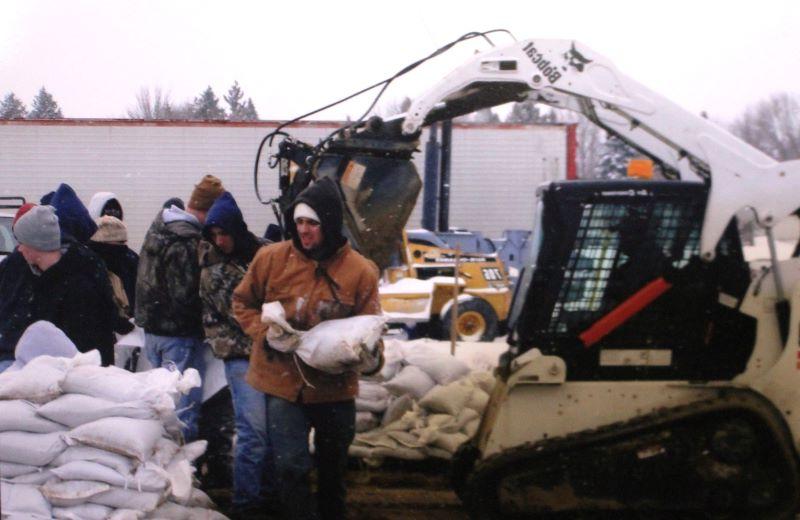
441, 298, 498, 342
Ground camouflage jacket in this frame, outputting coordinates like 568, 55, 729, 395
134, 209, 204, 337
199, 236, 267, 359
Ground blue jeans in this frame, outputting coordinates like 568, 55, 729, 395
267, 396, 355, 520
144, 333, 206, 442
224, 358, 276, 507
0, 359, 12, 373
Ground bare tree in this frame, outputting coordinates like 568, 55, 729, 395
731, 92, 800, 161
128, 87, 174, 119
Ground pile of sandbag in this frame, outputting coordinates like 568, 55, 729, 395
350, 339, 496, 462
0, 324, 228, 519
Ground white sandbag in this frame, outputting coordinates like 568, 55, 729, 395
383, 408, 424, 432
431, 431, 469, 453
381, 394, 415, 427
40, 480, 111, 507
261, 303, 387, 374
372, 338, 404, 381
463, 417, 481, 438
67, 417, 164, 461
37, 393, 158, 428
132, 462, 171, 492
149, 437, 181, 467
185, 486, 215, 508
53, 503, 113, 520
358, 380, 390, 402
348, 444, 376, 459
149, 501, 228, 520
179, 439, 208, 463
90, 486, 164, 512
371, 445, 426, 461
465, 387, 490, 413
108, 509, 146, 519
1, 482, 52, 519
454, 408, 480, 432
403, 349, 470, 385
0, 431, 66, 466
52, 446, 134, 477
426, 413, 457, 430
2, 468, 54, 485
468, 371, 496, 394
353, 430, 399, 450
384, 365, 436, 400
419, 380, 473, 416
0, 400, 65, 433
355, 396, 389, 413
297, 315, 387, 374
166, 456, 195, 504
50, 460, 129, 488
355, 411, 380, 433
386, 430, 426, 449
0, 461, 39, 478
423, 446, 453, 460
61, 365, 181, 404
0, 355, 69, 403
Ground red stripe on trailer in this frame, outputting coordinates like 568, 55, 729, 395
566, 123, 578, 180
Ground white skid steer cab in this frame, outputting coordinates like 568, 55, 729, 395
253, 31, 800, 517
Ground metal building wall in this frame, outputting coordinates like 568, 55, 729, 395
0, 120, 568, 252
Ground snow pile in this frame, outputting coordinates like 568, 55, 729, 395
349, 338, 502, 463
0, 329, 229, 519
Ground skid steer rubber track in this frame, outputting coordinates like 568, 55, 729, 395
462, 388, 800, 519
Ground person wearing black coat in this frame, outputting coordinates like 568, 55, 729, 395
1, 205, 118, 366
89, 216, 139, 311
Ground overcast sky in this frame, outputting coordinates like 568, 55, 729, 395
1, 0, 798, 124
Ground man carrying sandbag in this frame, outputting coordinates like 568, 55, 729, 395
233, 177, 383, 520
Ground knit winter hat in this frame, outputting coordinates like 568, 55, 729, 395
91, 215, 128, 244
13, 205, 61, 251
12, 202, 36, 226
293, 202, 320, 224
188, 175, 225, 211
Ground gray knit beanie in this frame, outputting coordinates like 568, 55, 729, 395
13, 205, 61, 251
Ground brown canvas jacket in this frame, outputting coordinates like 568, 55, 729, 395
233, 240, 381, 403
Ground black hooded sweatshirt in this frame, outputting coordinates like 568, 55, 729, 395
284, 177, 347, 262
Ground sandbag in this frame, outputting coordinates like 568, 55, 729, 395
0, 461, 39, 478
468, 371, 496, 394
355, 396, 389, 413
166, 456, 195, 504
381, 394, 415, 427
384, 365, 436, 400
403, 349, 470, 385
431, 431, 469, 453
465, 387, 490, 413
149, 437, 181, 467
67, 417, 164, 461
61, 365, 192, 405
108, 509, 146, 519
419, 381, 473, 415
0, 431, 66, 466
355, 411, 380, 433
0, 481, 52, 519
37, 393, 158, 428
0, 355, 69, 403
51, 446, 134, 477
52, 503, 113, 520
40, 479, 111, 507
149, 501, 228, 520
261, 303, 386, 374
2, 468, 54, 485
0, 400, 65, 433
90, 486, 165, 512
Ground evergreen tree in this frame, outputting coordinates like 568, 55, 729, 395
0, 93, 27, 119
506, 100, 557, 124
224, 81, 246, 120
594, 135, 637, 179
193, 86, 225, 120
28, 87, 63, 119
241, 98, 258, 121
